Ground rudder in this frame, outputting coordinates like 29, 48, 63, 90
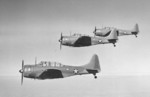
133, 23, 139, 33
83, 54, 100, 72
106, 28, 118, 40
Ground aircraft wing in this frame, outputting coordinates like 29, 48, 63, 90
73, 36, 92, 47
39, 69, 63, 79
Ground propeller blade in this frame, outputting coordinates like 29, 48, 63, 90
21, 72, 23, 85
59, 32, 63, 50
60, 43, 62, 50
61, 32, 63, 40
21, 60, 24, 85
22, 60, 24, 69
93, 26, 96, 34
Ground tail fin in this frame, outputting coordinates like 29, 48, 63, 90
131, 23, 139, 37
132, 23, 139, 33
106, 28, 118, 40
83, 54, 100, 72
132, 23, 139, 32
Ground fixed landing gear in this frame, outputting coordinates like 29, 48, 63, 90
113, 43, 116, 47
135, 35, 137, 38
94, 75, 97, 79
93, 73, 97, 79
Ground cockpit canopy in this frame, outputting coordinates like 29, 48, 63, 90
102, 27, 115, 30
73, 33, 82, 36
72, 33, 89, 37
38, 61, 63, 67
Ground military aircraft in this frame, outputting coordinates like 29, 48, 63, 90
19, 54, 101, 85
59, 28, 118, 49
93, 23, 139, 37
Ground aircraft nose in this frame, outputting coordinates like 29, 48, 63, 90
19, 69, 23, 73
59, 33, 63, 42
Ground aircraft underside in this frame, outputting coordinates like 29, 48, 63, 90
39, 69, 64, 79
74, 36, 92, 47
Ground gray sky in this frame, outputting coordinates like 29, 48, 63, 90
0, 0, 150, 76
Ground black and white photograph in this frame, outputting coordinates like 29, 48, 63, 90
0, 0, 150, 97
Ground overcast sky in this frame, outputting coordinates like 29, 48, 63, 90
0, 0, 150, 76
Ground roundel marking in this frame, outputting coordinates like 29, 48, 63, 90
73, 69, 78, 74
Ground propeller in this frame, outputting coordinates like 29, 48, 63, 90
93, 26, 97, 36
59, 33, 63, 50
19, 60, 24, 85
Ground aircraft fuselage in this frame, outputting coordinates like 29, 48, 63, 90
21, 61, 95, 80
61, 35, 116, 47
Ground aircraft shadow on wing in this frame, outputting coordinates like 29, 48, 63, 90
19, 54, 101, 85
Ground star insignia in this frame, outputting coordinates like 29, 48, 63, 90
73, 69, 78, 74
